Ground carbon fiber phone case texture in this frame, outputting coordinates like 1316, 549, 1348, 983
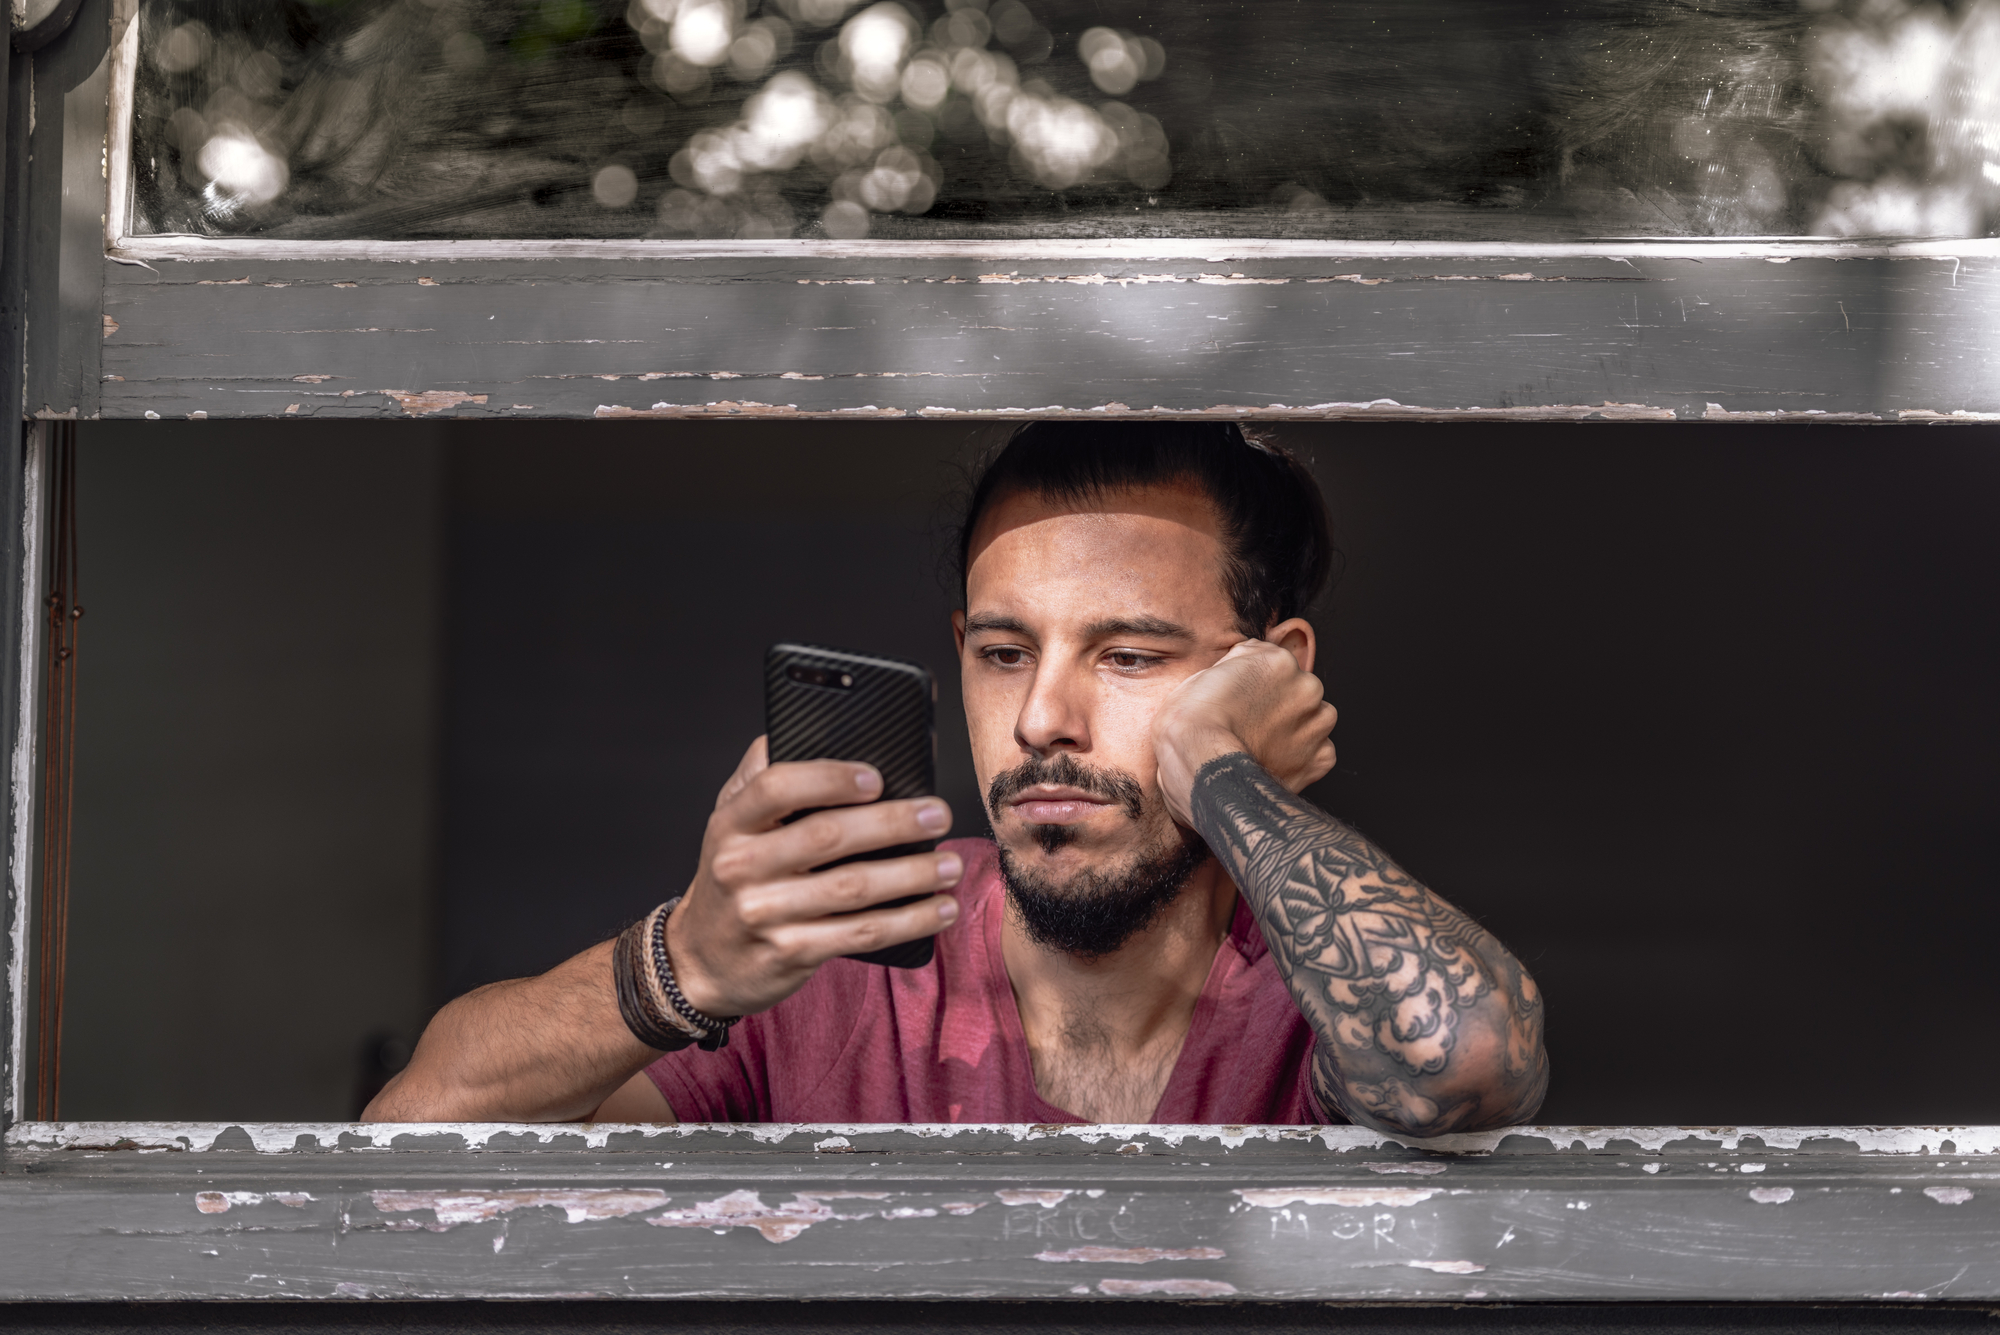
764, 644, 938, 968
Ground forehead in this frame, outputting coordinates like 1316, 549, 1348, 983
964, 483, 1235, 623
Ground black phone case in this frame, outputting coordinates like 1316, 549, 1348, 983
764, 643, 938, 968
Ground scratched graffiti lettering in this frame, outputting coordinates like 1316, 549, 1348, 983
1001, 1201, 1142, 1244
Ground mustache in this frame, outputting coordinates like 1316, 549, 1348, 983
986, 753, 1147, 824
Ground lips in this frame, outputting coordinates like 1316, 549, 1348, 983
1008, 787, 1115, 825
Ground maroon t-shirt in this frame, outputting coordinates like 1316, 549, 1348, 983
645, 837, 1328, 1124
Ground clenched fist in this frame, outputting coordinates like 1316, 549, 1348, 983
1151, 637, 1338, 827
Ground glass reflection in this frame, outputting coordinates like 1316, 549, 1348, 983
127, 0, 2000, 240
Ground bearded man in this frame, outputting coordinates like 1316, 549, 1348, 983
367, 423, 1547, 1136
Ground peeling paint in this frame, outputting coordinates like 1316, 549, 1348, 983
15, 1121, 2000, 1159
371, 1188, 669, 1227
383, 390, 488, 416
195, 1191, 313, 1213
1364, 1161, 1448, 1175
1035, 1247, 1225, 1264
644, 1189, 894, 1244
1749, 1187, 1795, 1204
1925, 1186, 1974, 1205
101, 314, 118, 338
591, 400, 1687, 423
1098, 1278, 1239, 1296
1404, 1260, 1485, 1274
1237, 1187, 1440, 1208
996, 1189, 1073, 1207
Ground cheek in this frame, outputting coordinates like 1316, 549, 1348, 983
1092, 687, 1165, 783
960, 665, 1022, 777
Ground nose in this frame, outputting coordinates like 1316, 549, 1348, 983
1013, 655, 1091, 758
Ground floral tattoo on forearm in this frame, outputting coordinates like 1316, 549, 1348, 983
1189, 752, 1548, 1136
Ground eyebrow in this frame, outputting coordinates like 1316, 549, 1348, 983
1083, 615, 1195, 642
961, 613, 1195, 642
961, 613, 1033, 638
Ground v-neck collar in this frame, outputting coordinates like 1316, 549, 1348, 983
980, 867, 1249, 1124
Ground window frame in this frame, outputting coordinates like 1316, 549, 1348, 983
5, 0, 2000, 1307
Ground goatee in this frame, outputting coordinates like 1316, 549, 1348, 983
998, 825, 1211, 960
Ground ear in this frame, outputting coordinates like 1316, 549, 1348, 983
1265, 617, 1316, 674
952, 608, 967, 655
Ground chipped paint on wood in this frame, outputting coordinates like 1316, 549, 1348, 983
1097, 1279, 1240, 1296
194, 1190, 312, 1212
105, 237, 2000, 264
1035, 1247, 1226, 1264
3, 433, 46, 1123
1236, 1187, 1441, 1209
99, 252, 2000, 420
372, 1188, 669, 1227
384, 390, 489, 416
593, 401, 1689, 423
5, 1125, 2000, 1300
15, 1120, 2000, 1156
645, 1189, 900, 1243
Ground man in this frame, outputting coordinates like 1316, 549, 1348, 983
367, 423, 1547, 1136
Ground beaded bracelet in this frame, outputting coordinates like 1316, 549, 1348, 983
649, 897, 738, 1052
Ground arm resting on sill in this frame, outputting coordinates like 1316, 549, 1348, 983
362, 938, 675, 1124
1188, 752, 1549, 1138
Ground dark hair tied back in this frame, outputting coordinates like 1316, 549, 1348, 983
954, 422, 1335, 636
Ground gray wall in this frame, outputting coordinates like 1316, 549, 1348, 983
57, 423, 444, 1120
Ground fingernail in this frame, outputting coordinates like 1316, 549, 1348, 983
936, 852, 963, 883
917, 802, 950, 832
854, 766, 882, 793
936, 896, 959, 923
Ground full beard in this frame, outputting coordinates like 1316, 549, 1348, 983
987, 753, 1212, 960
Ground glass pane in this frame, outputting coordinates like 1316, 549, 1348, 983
127, 0, 2000, 242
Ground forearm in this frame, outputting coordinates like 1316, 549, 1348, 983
362, 940, 663, 1123
1187, 752, 1547, 1137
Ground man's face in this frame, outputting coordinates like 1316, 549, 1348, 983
954, 482, 1248, 922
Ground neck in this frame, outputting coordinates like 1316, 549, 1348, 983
1000, 852, 1238, 1122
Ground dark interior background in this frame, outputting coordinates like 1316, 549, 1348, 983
55, 418, 2000, 1124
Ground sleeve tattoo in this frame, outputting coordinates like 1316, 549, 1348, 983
1188, 752, 1548, 1136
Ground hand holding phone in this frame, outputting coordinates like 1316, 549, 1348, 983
658, 647, 960, 1025
764, 644, 942, 968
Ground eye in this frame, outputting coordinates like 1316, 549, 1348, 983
985, 646, 1028, 666
1106, 650, 1154, 670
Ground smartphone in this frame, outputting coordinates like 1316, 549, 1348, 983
764, 643, 940, 968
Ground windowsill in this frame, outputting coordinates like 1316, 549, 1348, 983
2, 1122, 1994, 1301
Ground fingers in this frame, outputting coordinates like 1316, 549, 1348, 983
773, 892, 963, 968
712, 736, 770, 812
716, 756, 887, 834
735, 847, 966, 927
728, 796, 952, 880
